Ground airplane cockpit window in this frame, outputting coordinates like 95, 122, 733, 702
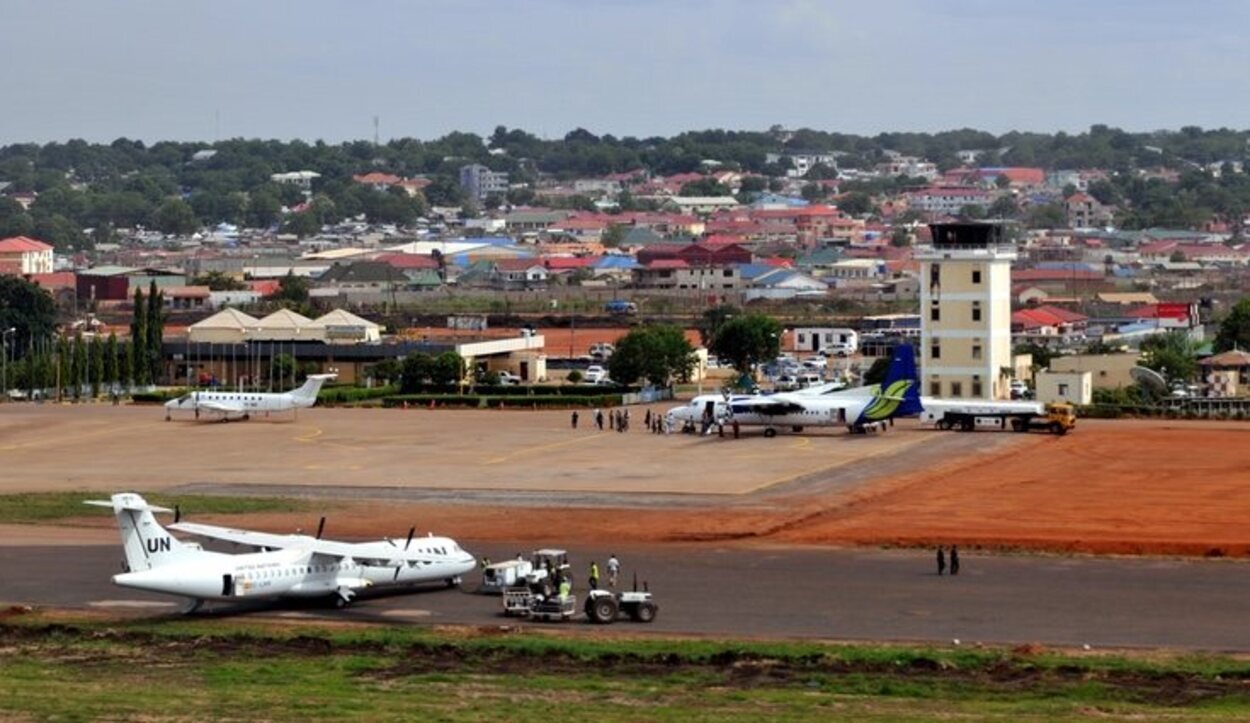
175, 394, 192, 404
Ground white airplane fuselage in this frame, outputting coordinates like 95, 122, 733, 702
164, 374, 333, 421
113, 536, 477, 603
668, 394, 867, 433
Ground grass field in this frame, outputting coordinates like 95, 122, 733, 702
2, 616, 1249, 721
0, 491, 307, 524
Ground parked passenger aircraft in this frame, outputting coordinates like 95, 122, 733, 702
164, 374, 335, 421
666, 344, 922, 437
85, 492, 476, 612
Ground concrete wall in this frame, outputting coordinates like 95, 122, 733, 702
1036, 370, 1092, 405
1050, 352, 1140, 389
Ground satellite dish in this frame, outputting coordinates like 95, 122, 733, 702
1131, 366, 1168, 393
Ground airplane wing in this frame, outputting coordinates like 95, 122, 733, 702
170, 521, 301, 549
169, 522, 436, 565
730, 396, 808, 415
193, 399, 245, 414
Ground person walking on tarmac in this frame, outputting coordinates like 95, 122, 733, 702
607, 554, 620, 588
588, 561, 600, 590
950, 545, 960, 576
571, 410, 579, 429
936, 546, 947, 576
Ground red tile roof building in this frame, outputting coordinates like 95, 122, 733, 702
0, 236, 55, 274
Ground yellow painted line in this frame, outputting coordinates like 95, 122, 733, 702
294, 427, 324, 443
0, 421, 165, 451
482, 433, 600, 465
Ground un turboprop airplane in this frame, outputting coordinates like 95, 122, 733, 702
164, 373, 335, 421
85, 492, 477, 612
666, 344, 922, 437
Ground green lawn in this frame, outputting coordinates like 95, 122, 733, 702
0, 491, 307, 523
2, 618, 1249, 721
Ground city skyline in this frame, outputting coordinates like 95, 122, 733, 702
3, 0, 1249, 144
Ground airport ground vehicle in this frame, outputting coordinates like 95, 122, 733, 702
922, 399, 1076, 435
500, 549, 570, 615
604, 299, 637, 315
584, 588, 659, 624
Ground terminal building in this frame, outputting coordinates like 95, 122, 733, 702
916, 223, 1016, 400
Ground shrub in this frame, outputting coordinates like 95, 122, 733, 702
317, 385, 397, 406
381, 394, 622, 409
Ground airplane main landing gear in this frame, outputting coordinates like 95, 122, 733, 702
181, 598, 205, 615
334, 589, 356, 608
763, 428, 778, 438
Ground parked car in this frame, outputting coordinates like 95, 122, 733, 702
585, 365, 608, 383
496, 371, 521, 386
802, 356, 827, 370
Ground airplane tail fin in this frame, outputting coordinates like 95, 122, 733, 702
857, 344, 923, 423
85, 493, 187, 572
289, 374, 335, 405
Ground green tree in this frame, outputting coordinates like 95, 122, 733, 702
71, 334, 87, 399
987, 195, 1019, 218
738, 176, 767, 195
1140, 332, 1198, 384
90, 334, 104, 397
270, 354, 297, 388
608, 325, 695, 386
245, 190, 282, 228
678, 178, 730, 197
958, 204, 987, 220
601, 223, 627, 248
710, 314, 783, 374
400, 352, 432, 393
698, 304, 740, 346
146, 281, 164, 384
120, 340, 133, 389
429, 352, 465, 387
105, 333, 119, 389
153, 198, 199, 235
282, 210, 321, 238
130, 287, 148, 385
1025, 203, 1067, 229
370, 359, 401, 386
1215, 297, 1250, 352
55, 336, 70, 401
890, 227, 912, 247
273, 272, 310, 306
0, 275, 57, 354
837, 192, 874, 217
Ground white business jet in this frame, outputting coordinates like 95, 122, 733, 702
85, 492, 477, 612
666, 344, 922, 437
164, 373, 335, 421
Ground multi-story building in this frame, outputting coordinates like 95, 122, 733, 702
916, 222, 1017, 400
0, 236, 54, 274
458, 164, 509, 201
906, 187, 993, 216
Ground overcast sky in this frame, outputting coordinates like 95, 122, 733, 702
4, 0, 1248, 144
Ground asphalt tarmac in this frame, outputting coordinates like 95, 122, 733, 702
6, 541, 1250, 651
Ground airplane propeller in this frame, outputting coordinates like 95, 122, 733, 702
173, 505, 181, 524
392, 527, 418, 580
315, 516, 326, 540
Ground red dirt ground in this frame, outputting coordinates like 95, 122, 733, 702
178, 421, 1250, 558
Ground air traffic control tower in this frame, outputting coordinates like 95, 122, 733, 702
915, 222, 1017, 400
